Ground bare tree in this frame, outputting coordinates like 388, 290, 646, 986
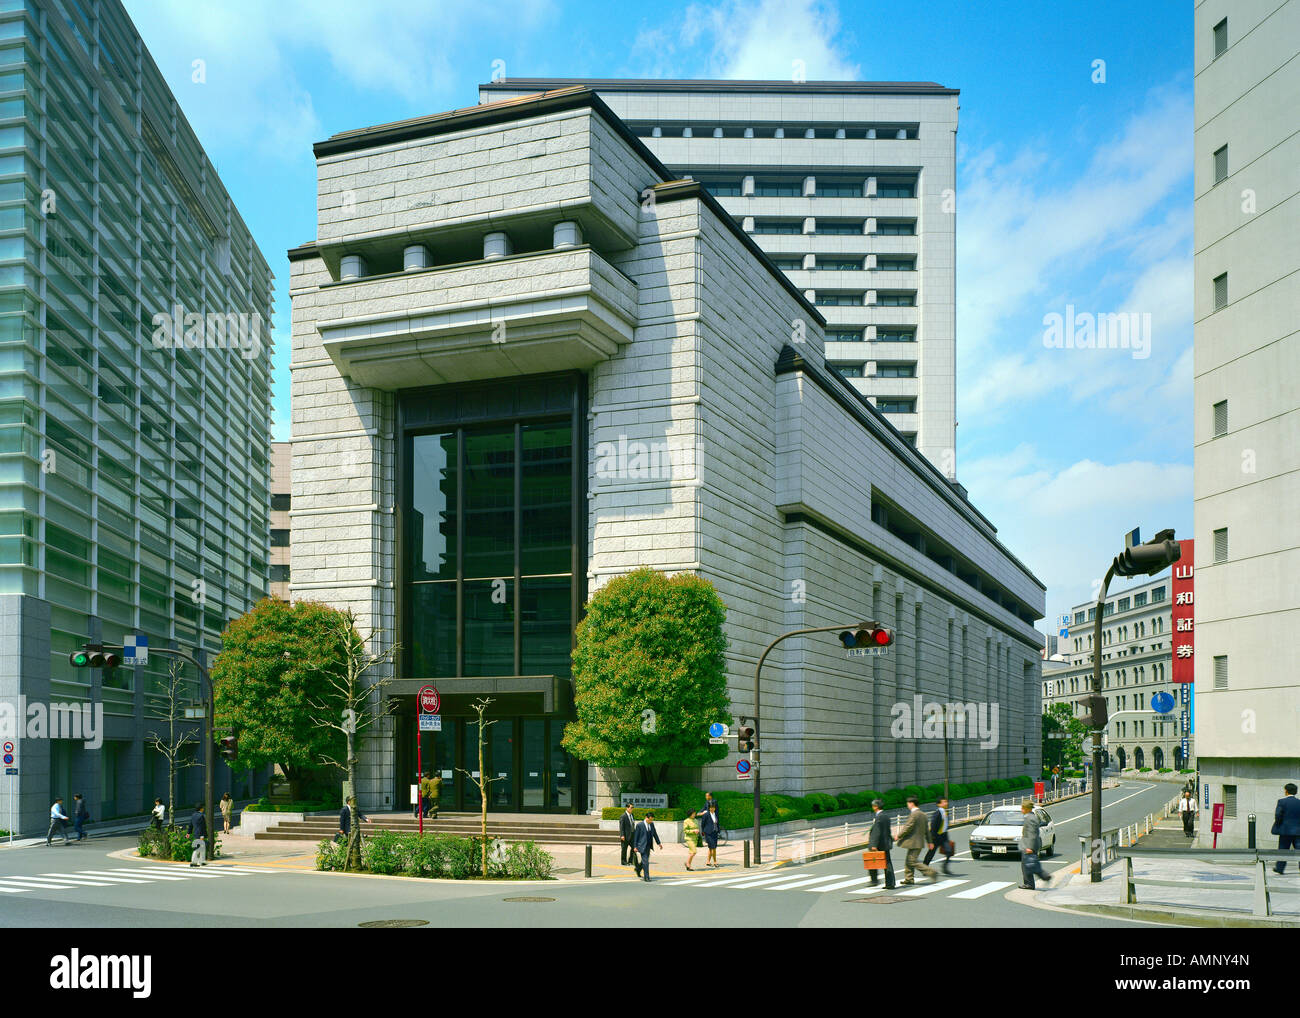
455, 696, 497, 877
144, 660, 200, 827
301, 607, 397, 871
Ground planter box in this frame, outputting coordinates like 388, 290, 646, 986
238, 811, 305, 837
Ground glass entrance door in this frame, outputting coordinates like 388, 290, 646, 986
521, 720, 546, 810
462, 720, 516, 810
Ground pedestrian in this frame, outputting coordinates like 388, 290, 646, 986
1178, 788, 1197, 839
632, 811, 662, 881
415, 772, 427, 819
220, 792, 233, 834
683, 809, 701, 871
1271, 782, 1300, 874
150, 798, 166, 830
924, 795, 955, 874
897, 795, 938, 884
867, 798, 895, 889
1018, 800, 1051, 890
47, 797, 70, 846
338, 795, 370, 844
72, 793, 90, 842
702, 791, 718, 816
427, 772, 442, 820
700, 802, 722, 867
189, 803, 208, 867
618, 803, 637, 866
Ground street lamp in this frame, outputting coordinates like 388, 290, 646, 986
1088, 528, 1180, 882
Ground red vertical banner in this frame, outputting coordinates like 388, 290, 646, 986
1171, 538, 1194, 684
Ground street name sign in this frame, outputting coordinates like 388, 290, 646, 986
123, 634, 148, 666
418, 714, 442, 732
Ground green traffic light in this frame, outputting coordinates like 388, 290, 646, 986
70, 651, 89, 667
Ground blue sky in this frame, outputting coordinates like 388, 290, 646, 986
123, 0, 1194, 631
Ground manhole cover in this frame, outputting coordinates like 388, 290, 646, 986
357, 919, 430, 928
852, 895, 915, 904
503, 896, 555, 902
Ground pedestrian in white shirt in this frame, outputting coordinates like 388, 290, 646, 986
47, 798, 70, 846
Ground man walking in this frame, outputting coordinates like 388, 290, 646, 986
1178, 788, 1198, 839
189, 803, 208, 867
71, 793, 90, 842
1019, 800, 1051, 890
632, 811, 662, 881
897, 796, 938, 884
618, 803, 637, 867
47, 797, 70, 846
867, 799, 896, 889
1272, 782, 1300, 874
924, 796, 955, 874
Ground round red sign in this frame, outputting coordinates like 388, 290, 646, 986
418, 686, 440, 714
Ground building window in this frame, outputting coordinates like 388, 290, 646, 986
1213, 272, 1228, 311
875, 329, 916, 343
875, 179, 916, 198
1118, 596, 1130, 612
1213, 144, 1228, 185
753, 179, 802, 197
1213, 17, 1227, 58
1087, 607, 1096, 622
1074, 611, 1086, 625
817, 257, 865, 271
875, 257, 916, 271
769, 257, 803, 271
815, 220, 865, 235
826, 329, 864, 343
876, 398, 916, 414
752, 219, 802, 235
269, 564, 290, 583
875, 220, 915, 235
1224, 784, 1236, 819
876, 292, 916, 307
876, 362, 916, 378
1213, 399, 1228, 437
701, 179, 742, 197
271, 493, 291, 512
1151, 586, 1166, 603
1135, 592, 1147, 608
1213, 527, 1228, 561
815, 180, 862, 197
270, 529, 290, 547
831, 362, 865, 378
815, 292, 863, 306
1214, 655, 1228, 689
901, 432, 918, 448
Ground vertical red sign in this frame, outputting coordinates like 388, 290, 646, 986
1171, 538, 1194, 684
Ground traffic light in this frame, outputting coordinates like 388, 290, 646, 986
838, 625, 893, 649
219, 736, 237, 762
1112, 529, 1180, 577
1080, 693, 1109, 729
69, 644, 121, 669
737, 725, 755, 753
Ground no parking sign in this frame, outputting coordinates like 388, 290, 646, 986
736, 759, 752, 780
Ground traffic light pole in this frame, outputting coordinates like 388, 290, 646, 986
1090, 564, 1114, 883
752, 623, 879, 865
100, 643, 215, 861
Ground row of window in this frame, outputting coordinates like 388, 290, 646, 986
631, 122, 920, 141
813, 290, 916, 307
1071, 586, 1166, 625
768, 255, 916, 271
827, 328, 916, 343
830, 361, 916, 379
702, 176, 919, 198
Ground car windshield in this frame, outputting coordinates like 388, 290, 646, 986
984, 811, 1024, 827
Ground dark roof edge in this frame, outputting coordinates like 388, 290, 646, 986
287, 242, 319, 262
480, 77, 959, 96
652, 180, 825, 327
775, 344, 1046, 593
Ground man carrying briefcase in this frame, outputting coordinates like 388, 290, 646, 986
866, 798, 896, 888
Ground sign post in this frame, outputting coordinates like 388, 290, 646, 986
1211, 802, 1225, 848
416, 686, 439, 834
3, 740, 13, 845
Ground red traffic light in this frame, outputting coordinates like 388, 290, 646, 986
219, 736, 238, 762
871, 627, 893, 647
839, 626, 893, 649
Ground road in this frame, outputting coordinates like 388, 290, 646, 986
0, 781, 1177, 927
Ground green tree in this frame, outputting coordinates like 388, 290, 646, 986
212, 598, 353, 797
1041, 701, 1087, 771
561, 568, 731, 789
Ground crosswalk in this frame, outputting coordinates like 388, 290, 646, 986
0, 865, 268, 894
661, 871, 1018, 901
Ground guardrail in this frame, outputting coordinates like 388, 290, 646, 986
1117, 848, 1300, 917
771, 779, 1111, 862
1078, 795, 1181, 873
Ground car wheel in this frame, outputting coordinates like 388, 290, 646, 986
969, 848, 980, 860
1044, 837, 1055, 857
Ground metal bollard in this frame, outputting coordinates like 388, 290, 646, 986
584, 844, 592, 878
1248, 813, 1256, 850
844, 821, 849, 847
744, 839, 750, 868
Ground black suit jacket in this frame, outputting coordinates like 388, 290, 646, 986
190, 812, 207, 839
619, 812, 636, 841
868, 811, 893, 851
633, 820, 662, 855
1275, 796, 1300, 836
699, 810, 722, 837
929, 807, 949, 840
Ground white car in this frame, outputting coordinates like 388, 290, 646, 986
968, 806, 1056, 860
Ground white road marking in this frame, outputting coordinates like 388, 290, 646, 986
0, 882, 35, 893
764, 874, 856, 891
896, 878, 967, 897
726, 873, 810, 889
662, 879, 703, 885
948, 880, 1016, 899
77, 869, 189, 882
694, 873, 788, 887
0, 876, 82, 889
809, 876, 887, 893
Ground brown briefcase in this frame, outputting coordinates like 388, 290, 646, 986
862, 850, 887, 870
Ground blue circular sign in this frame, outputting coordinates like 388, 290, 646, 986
1151, 692, 1175, 714
709, 722, 725, 738
736, 759, 751, 775
2, 753, 12, 765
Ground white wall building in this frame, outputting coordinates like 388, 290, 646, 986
480, 79, 959, 474
1192, 1, 1300, 847
288, 87, 1043, 815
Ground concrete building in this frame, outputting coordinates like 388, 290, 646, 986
1040, 576, 1191, 774
270, 442, 291, 600
1192, 1, 1300, 846
288, 86, 1043, 815
479, 79, 959, 474
0, 0, 274, 834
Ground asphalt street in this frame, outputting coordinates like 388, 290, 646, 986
0, 781, 1177, 928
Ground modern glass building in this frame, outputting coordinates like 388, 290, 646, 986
0, 0, 273, 834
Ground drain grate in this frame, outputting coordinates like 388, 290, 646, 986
358, 919, 430, 928
851, 895, 915, 904
503, 896, 555, 902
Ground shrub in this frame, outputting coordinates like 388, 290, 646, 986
160, 825, 220, 861
1137, 767, 1152, 772
990, 779, 1010, 793
1157, 767, 1172, 773
901, 785, 924, 803
719, 798, 752, 830
316, 837, 348, 871
362, 829, 408, 875
445, 837, 482, 879
137, 827, 168, 859
804, 793, 838, 813
882, 789, 907, 808
775, 806, 800, 821
600, 806, 689, 821
504, 841, 553, 880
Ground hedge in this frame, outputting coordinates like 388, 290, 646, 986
316, 830, 553, 880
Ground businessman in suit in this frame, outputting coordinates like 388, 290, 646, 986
633, 812, 663, 881
897, 796, 938, 884
1019, 800, 1051, 890
867, 798, 895, 888
618, 804, 637, 866
923, 796, 954, 874
1273, 782, 1300, 873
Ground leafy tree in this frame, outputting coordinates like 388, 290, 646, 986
1041, 701, 1088, 771
562, 568, 731, 789
212, 598, 354, 797
144, 659, 199, 826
